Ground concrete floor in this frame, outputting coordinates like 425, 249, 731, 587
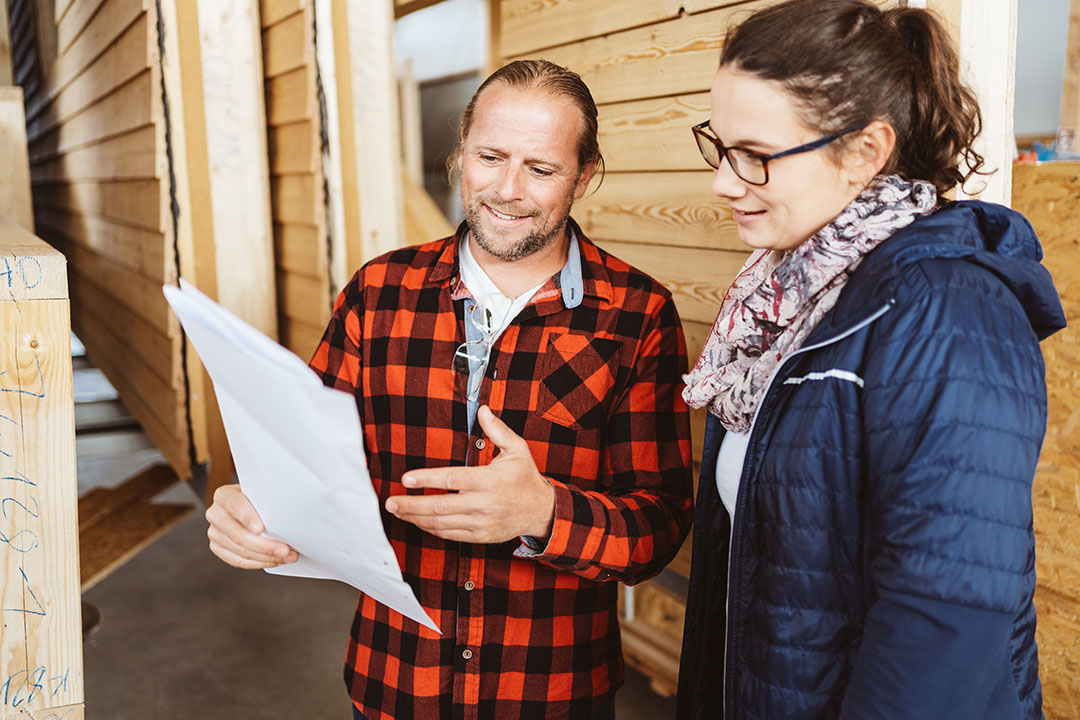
82, 486, 680, 719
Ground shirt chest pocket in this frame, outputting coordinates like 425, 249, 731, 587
536, 333, 622, 430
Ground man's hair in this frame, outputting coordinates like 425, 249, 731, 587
447, 59, 605, 189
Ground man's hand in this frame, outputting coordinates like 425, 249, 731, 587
206, 484, 299, 569
385, 405, 556, 545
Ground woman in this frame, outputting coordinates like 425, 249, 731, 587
676, 2, 1066, 719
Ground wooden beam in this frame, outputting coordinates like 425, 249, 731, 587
500, 0, 682, 58
1061, 0, 1080, 147
0, 87, 34, 232
0, 218, 84, 717
396, 0, 446, 19
196, 0, 278, 340
923, 0, 1018, 204
597, 92, 712, 173
339, 0, 406, 268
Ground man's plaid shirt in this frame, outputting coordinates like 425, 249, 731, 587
309, 221, 693, 720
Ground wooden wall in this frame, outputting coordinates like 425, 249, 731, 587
24, 0, 192, 478
260, 0, 333, 360
1012, 162, 1080, 719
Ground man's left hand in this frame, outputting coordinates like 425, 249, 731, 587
385, 405, 556, 545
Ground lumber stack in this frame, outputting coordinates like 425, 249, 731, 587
19, 0, 276, 497
0, 217, 83, 719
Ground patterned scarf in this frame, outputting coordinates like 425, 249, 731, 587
682, 175, 937, 433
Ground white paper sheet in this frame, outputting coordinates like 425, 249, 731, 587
163, 279, 439, 633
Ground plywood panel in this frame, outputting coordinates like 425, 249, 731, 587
0, 220, 83, 717
598, 93, 711, 173
595, 239, 744, 325
517, 2, 770, 107
27, 70, 154, 155
275, 223, 326, 277
1012, 162, 1080, 718
0, 87, 34, 231
265, 66, 313, 125
29, 125, 159, 182
500, 0, 682, 57
575, 171, 741, 250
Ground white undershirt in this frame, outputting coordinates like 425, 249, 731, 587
458, 235, 545, 343
716, 429, 751, 521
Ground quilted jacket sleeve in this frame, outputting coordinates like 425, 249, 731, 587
839, 259, 1046, 719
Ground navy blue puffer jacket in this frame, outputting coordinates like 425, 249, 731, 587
676, 201, 1066, 720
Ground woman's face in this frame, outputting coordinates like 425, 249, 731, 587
708, 66, 867, 252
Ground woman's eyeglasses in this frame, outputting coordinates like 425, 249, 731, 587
691, 121, 867, 186
454, 302, 504, 402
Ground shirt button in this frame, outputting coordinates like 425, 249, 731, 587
462, 649, 473, 660
464, 580, 475, 591
475, 438, 486, 450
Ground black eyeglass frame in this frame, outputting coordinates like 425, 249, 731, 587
691, 121, 869, 186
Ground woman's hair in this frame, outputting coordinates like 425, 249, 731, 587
447, 59, 605, 190
719, 0, 985, 197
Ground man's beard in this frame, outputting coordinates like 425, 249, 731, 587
464, 197, 570, 261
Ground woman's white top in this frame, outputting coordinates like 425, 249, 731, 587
716, 429, 751, 521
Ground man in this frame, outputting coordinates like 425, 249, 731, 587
205, 59, 692, 720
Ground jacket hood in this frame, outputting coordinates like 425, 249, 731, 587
833, 200, 1066, 341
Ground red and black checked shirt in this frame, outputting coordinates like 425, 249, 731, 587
309, 220, 693, 720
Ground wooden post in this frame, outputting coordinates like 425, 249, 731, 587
342, 0, 406, 268
0, 87, 34, 232
1061, 0, 1080, 149
0, 218, 83, 719
921, 0, 1018, 205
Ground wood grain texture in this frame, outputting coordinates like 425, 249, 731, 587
0, 227, 83, 717
265, 66, 313, 126
597, 93, 711, 173
56, 0, 109, 57
575, 171, 742, 250
514, 2, 770, 107
260, 0, 304, 28
275, 222, 326, 277
32, 203, 168, 282
268, 121, 317, 175
500, 0, 682, 57
1012, 162, 1080, 718
32, 178, 160, 232
29, 125, 159, 182
262, 8, 308, 78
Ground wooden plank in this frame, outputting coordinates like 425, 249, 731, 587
315, 0, 348, 290
513, 2, 769, 107
56, 0, 109, 56
275, 222, 327, 277
268, 120, 317, 174
395, 0, 446, 19
32, 203, 169, 282
575, 171, 743, 251
6, 702, 83, 720
265, 65, 313, 125
41, 232, 171, 332
270, 174, 318, 225
29, 125, 159, 182
27, 14, 150, 139
276, 268, 330, 325
338, 0, 406, 266
198, 0, 279, 339
594, 239, 745, 325
500, 0, 681, 58
279, 315, 327, 361
260, 0, 304, 28
398, 58, 423, 184
597, 93, 711, 173
0, 87, 35, 232
1060, 0, 1080, 146
67, 268, 180, 381
262, 8, 308, 78
30, 0, 145, 121
0, 224, 83, 716
32, 178, 161, 232
55, 0, 77, 25
27, 71, 155, 156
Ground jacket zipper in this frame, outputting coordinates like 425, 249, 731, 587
722, 300, 894, 718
